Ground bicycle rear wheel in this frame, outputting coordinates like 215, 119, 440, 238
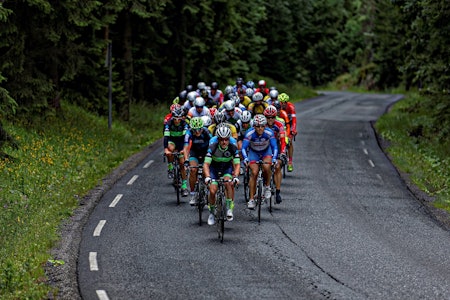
197, 184, 206, 226
243, 168, 250, 203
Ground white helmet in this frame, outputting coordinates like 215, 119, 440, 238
241, 110, 252, 123
201, 115, 212, 127
187, 91, 197, 103
216, 124, 231, 138
223, 100, 235, 111
252, 92, 264, 102
194, 97, 205, 107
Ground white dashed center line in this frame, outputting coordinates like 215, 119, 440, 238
93, 220, 106, 237
363, 148, 368, 155
109, 194, 123, 207
89, 252, 99, 271
368, 159, 375, 168
127, 175, 139, 185
96, 290, 110, 300
143, 160, 154, 168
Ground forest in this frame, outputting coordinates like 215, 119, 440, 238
0, 0, 448, 125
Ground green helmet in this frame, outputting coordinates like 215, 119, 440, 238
190, 117, 204, 130
278, 93, 290, 103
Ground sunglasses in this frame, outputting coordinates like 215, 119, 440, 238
266, 116, 275, 119
173, 117, 182, 120
195, 106, 203, 109
219, 137, 229, 142
193, 128, 202, 132
254, 125, 265, 128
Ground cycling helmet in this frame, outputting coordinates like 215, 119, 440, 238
246, 88, 254, 98
241, 110, 252, 123
187, 91, 197, 102
211, 82, 219, 89
214, 111, 226, 124
253, 114, 267, 127
246, 81, 255, 89
194, 97, 205, 107
269, 86, 277, 91
172, 106, 184, 118
258, 79, 266, 88
197, 82, 206, 90
278, 93, 290, 102
273, 100, 281, 111
252, 92, 264, 102
223, 100, 235, 112
216, 124, 231, 138
269, 89, 279, 99
264, 105, 277, 117
209, 107, 217, 118
236, 77, 244, 85
224, 85, 234, 95
200, 89, 209, 98
179, 90, 187, 101
201, 115, 212, 127
186, 84, 194, 93
231, 95, 240, 106
170, 103, 181, 112
190, 117, 204, 130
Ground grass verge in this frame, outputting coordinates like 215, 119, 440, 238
0, 101, 165, 299
375, 92, 450, 209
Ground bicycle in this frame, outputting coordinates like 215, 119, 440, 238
253, 160, 275, 223
164, 151, 182, 205
243, 165, 250, 203
189, 165, 208, 226
211, 176, 232, 243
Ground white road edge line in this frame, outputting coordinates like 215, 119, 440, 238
89, 252, 99, 271
368, 159, 375, 168
109, 194, 123, 207
127, 175, 139, 185
143, 160, 154, 169
93, 220, 106, 237
96, 290, 110, 300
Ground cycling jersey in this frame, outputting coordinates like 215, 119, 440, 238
205, 137, 240, 179
281, 102, 297, 136
267, 120, 286, 154
164, 118, 189, 150
184, 127, 211, 163
241, 127, 278, 163
247, 101, 269, 116
209, 89, 224, 106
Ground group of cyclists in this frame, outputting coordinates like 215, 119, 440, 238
163, 78, 298, 226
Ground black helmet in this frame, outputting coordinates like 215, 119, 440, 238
211, 82, 219, 89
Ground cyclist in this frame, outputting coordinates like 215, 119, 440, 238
203, 125, 240, 225
183, 117, 212, 205
266, 89, 279, 106
164, 106, 189, 197
255, 79, 270, 98
263, 105, 287, 204
209, 82, 224, 106
220, 99, 242, 126
278, 93, 297, 172
237, 87, 252, 108
187, 97, 211, 123
241, 114, 278, 209
233, 77, 247, 94
236, 110, 253, 173
182, 91, 198, 115
247, 92, 269, 116
208, 111, 238, 140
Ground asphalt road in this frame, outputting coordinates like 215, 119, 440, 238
76, 92, 450, 299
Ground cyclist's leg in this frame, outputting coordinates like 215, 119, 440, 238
288, 134, 294, 171
275, 157, 283, 203
207, 167, 219, 225
189, 157, 199, 192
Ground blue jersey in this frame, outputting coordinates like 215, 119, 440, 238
241, 127, 278, 161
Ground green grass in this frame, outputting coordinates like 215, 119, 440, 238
375, 92, 450, 208
0, 101, 166, 299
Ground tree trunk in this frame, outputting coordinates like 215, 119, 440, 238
122, 10, 133, 121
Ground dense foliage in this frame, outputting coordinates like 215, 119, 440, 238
0, 0, 448, 120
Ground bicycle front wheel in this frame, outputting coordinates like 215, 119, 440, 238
174, 165, 181, 205
243, 168, 250, 203
257, 178, 263, 223
216, 193, 225, 243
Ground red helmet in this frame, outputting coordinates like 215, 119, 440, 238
209, 107, 217, 117
263, 105, 277, 117
170, 103, 181, 112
